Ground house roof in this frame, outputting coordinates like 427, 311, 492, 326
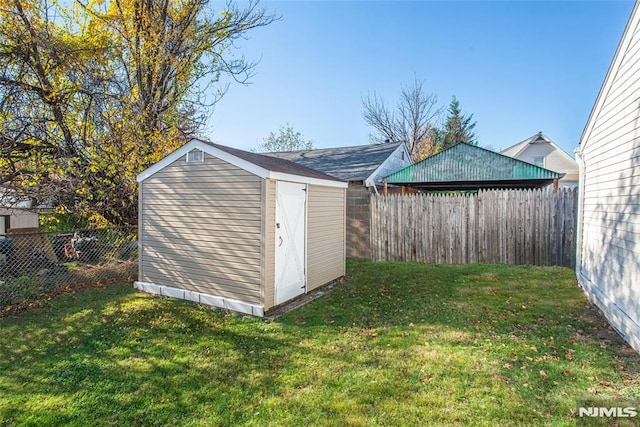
501, 132, 551, 157
580, 2, 640, 151
501, 132, 578, 165
198, 140, 343, 182
385, 142, 564, 190
265, 142, 404, 182
0, 185, 35, 209
137, 139, 347, 188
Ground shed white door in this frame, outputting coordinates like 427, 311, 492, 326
275, 181, 306, 305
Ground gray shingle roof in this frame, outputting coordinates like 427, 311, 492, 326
264, 142, 402, 182
196, 139, 344, 182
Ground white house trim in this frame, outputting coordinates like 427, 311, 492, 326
505, 134, 577, 164
580, 1, 640, 151
137, 140, 270, 182
574, 146, 586, 275
509, 135, 551, 158
269, 172, 347, 188
133, 281, 264, 317
511, 144, 528, 158
137, 139, 347, 188
548, 140, 580, 164
364, 143, 411, 188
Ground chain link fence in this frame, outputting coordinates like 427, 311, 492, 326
0, 227, 137, 316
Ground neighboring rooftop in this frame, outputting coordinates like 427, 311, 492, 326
0, 185, 34, 209
501, 132, 560, 158
385, 142, 564, 190
265, 142, 403, 182
196, 139, 344, 182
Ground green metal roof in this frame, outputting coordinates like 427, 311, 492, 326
385, 142, 564, 187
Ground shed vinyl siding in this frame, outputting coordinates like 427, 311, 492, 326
306, 185, 346, 291
263, 179, 277, 310
141, 153, 263, 304
579, 3, 640, 353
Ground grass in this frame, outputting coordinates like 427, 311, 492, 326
0, 259, 638, 426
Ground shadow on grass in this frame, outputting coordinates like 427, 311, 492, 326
1, 260, 638, 426
275, 259, 640, 423
0, 285, 291, 425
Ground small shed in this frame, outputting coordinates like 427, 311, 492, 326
0, 208, 39, 237
1, 187, 40, 236
134, 139, 348, 316
384, 142, 564, 191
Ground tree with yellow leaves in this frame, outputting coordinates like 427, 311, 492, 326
0, 0, 275, 226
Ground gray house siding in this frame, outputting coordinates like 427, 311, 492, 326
577, 2, 640, 353
140, 153, 263, 304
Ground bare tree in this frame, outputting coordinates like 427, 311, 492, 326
362, 77, 442, 161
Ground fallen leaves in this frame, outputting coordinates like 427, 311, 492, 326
357, 328, 378, 338
421, 375, 434, 384
565, 349, 575, 361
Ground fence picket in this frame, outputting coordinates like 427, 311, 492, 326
369, 188, 577, 267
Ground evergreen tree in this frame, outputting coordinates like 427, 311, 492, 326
433, 96, 477, 151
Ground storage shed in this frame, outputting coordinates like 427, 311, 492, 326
0, 208, 39, 237
134, 139, 348, 316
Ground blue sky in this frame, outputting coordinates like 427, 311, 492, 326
205, 1, 635, 155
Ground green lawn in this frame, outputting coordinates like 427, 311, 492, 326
0, 259, 638, 426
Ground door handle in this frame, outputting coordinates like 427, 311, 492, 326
279, 236, 283, 247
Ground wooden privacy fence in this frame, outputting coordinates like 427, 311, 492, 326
370, 188, 577, 267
